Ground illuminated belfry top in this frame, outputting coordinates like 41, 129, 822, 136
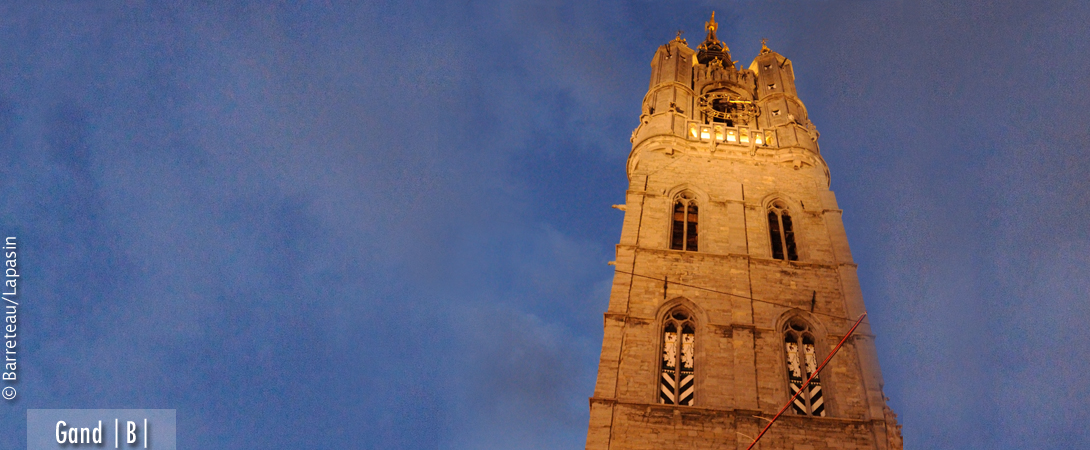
632, 12, 823, 176
586, 12, 902, 450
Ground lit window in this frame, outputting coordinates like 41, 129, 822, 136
689, 123, 699, 139
714, 125, 724, 141
754, 132, 764, 145
740, 129, 750, 144
768, 200, 798, 261
784, 318, 824, 416
727, 130, 737, 142
700, 127, 711, 141
670, 192, 698, 252
660, 309, 695, 406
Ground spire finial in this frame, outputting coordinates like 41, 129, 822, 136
695, 11, 731, 67
761, 38, 771, 54
674, 29, 686, 43
706, 11, 718, 34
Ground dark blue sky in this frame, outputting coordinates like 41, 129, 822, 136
1, 1, 1088, 448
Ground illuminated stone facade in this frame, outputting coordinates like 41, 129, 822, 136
586, 13, 903, 450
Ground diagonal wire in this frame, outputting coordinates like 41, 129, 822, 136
746, 312, 868, 449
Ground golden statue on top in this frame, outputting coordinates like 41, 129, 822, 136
696, 11, 730, 66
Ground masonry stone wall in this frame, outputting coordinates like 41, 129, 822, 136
587, 21, 901, 450
590, 402, 885, 450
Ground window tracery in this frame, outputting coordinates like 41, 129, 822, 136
768, 200, 797, 260
659, 309, 695, 406
671, 193, 699, 251
783, 318, 824, 416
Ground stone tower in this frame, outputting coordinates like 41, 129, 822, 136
585, 13, 903, 450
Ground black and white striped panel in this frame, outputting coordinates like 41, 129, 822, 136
785, 341, 807, 414
804, 343, 825, 416
679, 331, 695, 405
809, 383, 825, 416
660, 330, 678, 404
678, 373, 694, 405
660, 371, 676, 404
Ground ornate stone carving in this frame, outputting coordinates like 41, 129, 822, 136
698, 92, 757, 124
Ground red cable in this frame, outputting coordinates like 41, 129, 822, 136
746, 312, 868, 450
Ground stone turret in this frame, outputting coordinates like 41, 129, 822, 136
637, 35, 696, 145
749, 40, 820, 153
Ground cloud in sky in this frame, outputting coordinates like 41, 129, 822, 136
1, 1, 1089, 448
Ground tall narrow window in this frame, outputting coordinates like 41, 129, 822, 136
767, 200, 797, 260
659, 310, 695, 405
784, 318, 825, 416
670, 193, 698, 251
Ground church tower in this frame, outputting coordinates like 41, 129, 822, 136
586, 13, 903, 449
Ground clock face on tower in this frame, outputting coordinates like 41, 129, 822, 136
699, 92, 757, 125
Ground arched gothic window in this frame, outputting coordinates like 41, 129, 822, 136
783, 318, 825, 416
768, 200, 797, 260
670, 193, 699, 251
659, 309, 695, 405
